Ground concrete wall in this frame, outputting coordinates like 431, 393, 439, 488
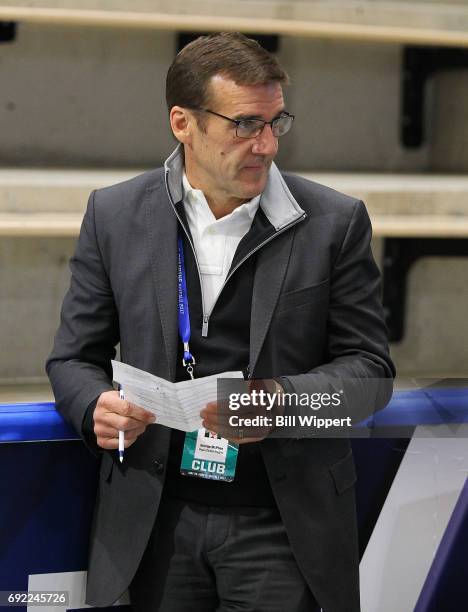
389, 256, 468, 377
2, 22, 468, 171
2, 234, 466, 381
0, 237, 72, 382
5, 1, 468, 32
1, 16, 467, 382
0, 25, 175, 168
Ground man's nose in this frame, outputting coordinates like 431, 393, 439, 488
251, 124, 278, 156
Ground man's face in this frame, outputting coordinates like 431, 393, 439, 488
183, 75, 285, 205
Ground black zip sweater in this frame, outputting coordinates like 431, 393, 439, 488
163, 203, 278, 507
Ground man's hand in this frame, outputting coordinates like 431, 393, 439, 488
200, 378, 284, 444
93, 390, 156, 450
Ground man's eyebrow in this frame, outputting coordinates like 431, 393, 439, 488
233, 110, 287, 121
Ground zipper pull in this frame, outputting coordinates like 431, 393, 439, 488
202, 314, 209, 337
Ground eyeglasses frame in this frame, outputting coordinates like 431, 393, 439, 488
191, 108, 295, 139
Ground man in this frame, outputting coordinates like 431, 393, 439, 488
47, 32, 394, 612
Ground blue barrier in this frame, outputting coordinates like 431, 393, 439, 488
0, 388, 466, 611
0, 403, 77, 442
1, 387, 467, 443
358, 387, 468, 428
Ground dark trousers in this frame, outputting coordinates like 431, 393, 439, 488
130, 494, 320, 612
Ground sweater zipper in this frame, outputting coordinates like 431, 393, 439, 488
165, 171, 307, 338
201, 213, 306, 336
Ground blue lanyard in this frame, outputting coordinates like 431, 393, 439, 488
177, 236, 195, 378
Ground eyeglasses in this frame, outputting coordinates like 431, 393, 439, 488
195, 108, 295, 139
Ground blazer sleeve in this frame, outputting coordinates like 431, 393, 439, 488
280, 199, 396, 427
46, 190, 119, 454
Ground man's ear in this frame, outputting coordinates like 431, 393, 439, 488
170, 106, 193, 145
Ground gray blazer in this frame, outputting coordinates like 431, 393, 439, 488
46, 152, 394, 612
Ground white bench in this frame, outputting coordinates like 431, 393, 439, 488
1, 169, 467, 237
1, 3, 468, 48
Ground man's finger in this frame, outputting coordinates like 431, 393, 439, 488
95, 422, 147, 439
97, 435, 140, 450
231, 436, 265, 445
201, 403, 260, 421
98, 412, 153, 432
202, 419, 270, 442
107, 399, 156, 424
207, 427, 266, 445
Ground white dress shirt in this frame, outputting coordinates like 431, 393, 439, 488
182, 172, 261, 314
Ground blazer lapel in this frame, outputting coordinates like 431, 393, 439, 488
249, 228, 296, 375
144, 180, 179, 381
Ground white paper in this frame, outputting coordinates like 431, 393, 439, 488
111, 360, 244, 432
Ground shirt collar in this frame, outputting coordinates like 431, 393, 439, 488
164, 144, 305, 231
182, 171, 260, 227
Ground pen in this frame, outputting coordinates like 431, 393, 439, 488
118, 385, 125, 463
